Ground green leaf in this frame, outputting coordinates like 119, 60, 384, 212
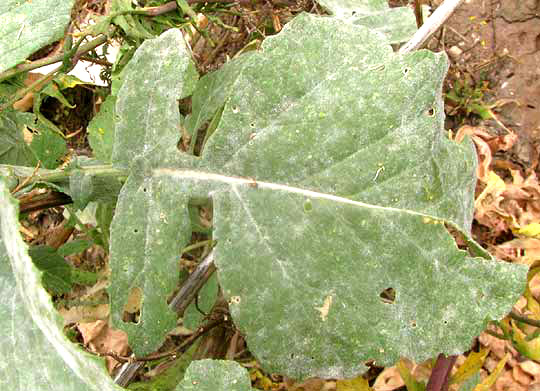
111, 0, 154, 40
112, 28, 199, 168
175, 360, 251, 391
29, 127, 67, 169
108, 13, 526, 379
0, 0, 75, 73
314, 0, 418, 43
29, 245, 73, 294
58, 239, 93, 256
0, 177, 122, 391
108, 28, 199, 355
0, 110, 38, 166
88, 95, 116, 163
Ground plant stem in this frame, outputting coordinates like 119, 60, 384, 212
399, 0, 464, 54
0, 34, 109, 83
413, 0, 423, 28
509, 310, 540, 328
19, 191, 73, 214
114, 250, 216, 386
0, 65, 61, 112
0, 164, 127, 188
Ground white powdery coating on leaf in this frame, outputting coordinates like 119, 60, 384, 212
0, 179, 121, 390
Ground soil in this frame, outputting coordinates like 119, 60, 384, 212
439, 0, 540, 170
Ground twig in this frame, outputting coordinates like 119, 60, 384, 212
413, 0, 424, 28
113, 317, 224, 386
169, 249, 216, 314
509, 310, 540, 328
18, 191, 73, 214
399, 0, 464, 54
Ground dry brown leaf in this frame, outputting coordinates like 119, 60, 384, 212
58, 304, 109, 325
494, 371, 527, 391
372, 367, 404, 391
77, 320, 129, 373
497, 238, 540, 266
512, 365, 533, 386
519, 360, 540, 381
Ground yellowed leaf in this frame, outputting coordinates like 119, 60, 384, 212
450, 348, 489, 385
473, 352, 509, 391
337, 375, 373, 391
516, 223, 540, 239
373, 367, 404, 391
396, 359, 424, 391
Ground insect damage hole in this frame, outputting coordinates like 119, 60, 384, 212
426, 107, 435, 117
122, 287, 142, 324
379, 287, 396, 304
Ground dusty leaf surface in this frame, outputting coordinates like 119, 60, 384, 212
107, 13, 527, 379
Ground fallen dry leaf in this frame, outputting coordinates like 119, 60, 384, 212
77, 320, 129, 373
372, 367, 404, 391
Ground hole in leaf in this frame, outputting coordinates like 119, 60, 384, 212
122, 287, 142, 324
426, 107, 435, 117
444, 223, 481, 258
351, 10, 357, 16
232, 106, 239, 114
249, 122, 256, 128
379, 287, 396, 304
410, 320, 417, 328
443, 320, 448, 325
403, 67, 410, 75
134, 229, 139, 233
142, 187, 147, 193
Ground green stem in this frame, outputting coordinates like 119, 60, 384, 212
509, 310, 540, 328
0, 164, 128, 188
0, 34, 109, 83
181, 239, 216, 254
0, 65, 61, 112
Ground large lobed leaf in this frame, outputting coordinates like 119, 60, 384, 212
0, 0, 75, 73
0, 177, 121, 391
107, 13, 527, 380
108, 28, 198, 354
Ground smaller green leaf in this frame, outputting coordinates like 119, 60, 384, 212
58, 239, 93, 256
111, 0, 155, 39
28, 245, 73, 295
29, 127, 67, 169
71, 268, 99, 286
0, 110, 38, 166
176, 360, 251, 391
88, 95, 116, 163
